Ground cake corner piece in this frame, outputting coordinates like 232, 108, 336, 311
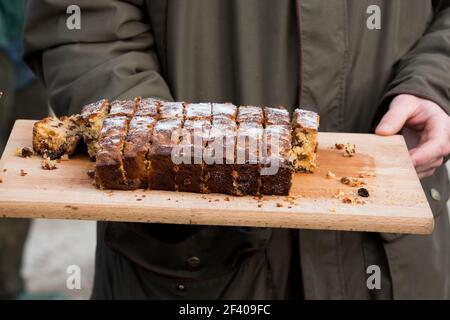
290, 108, 320, 173
32, 115, 81, 160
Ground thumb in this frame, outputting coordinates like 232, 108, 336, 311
375, 96, 417, 136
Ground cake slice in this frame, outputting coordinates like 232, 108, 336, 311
290, 108, 320, 173
176, 119, 211, 193
32, 116, 81, 159
212, 103, 237, 120
263, 106, 290, 127
234, 122, 264, 196
261, 125, 294, 195
148, 118, 183, 191
185, 103, 212, 120
203, 124, 236, 195
79, 99, 110, 160
123, 116, 156, 189
159, 101, 184, 119
109, 99, 137, 118
237, 105, 264, 124
94, 116, 129, 189
134, 97, 160, 117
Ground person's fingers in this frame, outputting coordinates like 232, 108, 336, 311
415, 157, 443, 173
409, 137, 445, 167
376, 98, 417, 136
418, 169, 436, 179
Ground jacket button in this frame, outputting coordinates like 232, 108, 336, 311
177, 283, 186, 291
430, 188, 441, 201
186, 256, 201, 271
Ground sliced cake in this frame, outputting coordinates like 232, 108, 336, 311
32, 116, 81, 159
290, 108, 320, 173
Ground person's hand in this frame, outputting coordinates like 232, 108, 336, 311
376, 94, 450, 179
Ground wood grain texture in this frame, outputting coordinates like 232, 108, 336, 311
0, 120, 433, 234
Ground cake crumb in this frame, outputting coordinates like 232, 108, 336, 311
87, 169, 95, 179
20, 169, 27, 176
258, 204, 262, 208
224, 197, 230, 202
41, 157, 58, 170
2, 169, 6, 172
326, 171, 336, 179
340, 176, 365, 187
359, 171, 376, 178
60, 154, 70, 161
15, 147, 33, 158
276, 203, 284, 208
136, 198, 142, 201
0, 178, 3, 183
342, 196, 366, 205
335, 143, 345, 150
329, 207, 337, 213
343, 143, 356, 157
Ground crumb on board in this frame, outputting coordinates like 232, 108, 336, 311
326, 171, 336, 179
329, 207, 337, 213
359, 171, 376, 178
224, 197, 230, 202
41, 157, 58, 170
15, 147, 33, 158
0, 178, 3, 183
336, 143, 356, 157
214, 199, 220, 202
276, 203, 284, 208
2, 169, 6, 172
343, 143, 356, 157
258, 204, 263, 208
136, 198, 142, 201
60, 154, 69, 161
20, 169, 27, 176
87, 169, 95, 179
342, 196, 366, 205
340, 176, 365, 187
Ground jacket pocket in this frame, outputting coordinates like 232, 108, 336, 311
104, 222, 273, 299
104, 222, 271, 279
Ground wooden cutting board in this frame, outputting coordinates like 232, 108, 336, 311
0, 120, 433, 234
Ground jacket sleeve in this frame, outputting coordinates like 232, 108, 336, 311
382, 2, 450, 114
23, 0, 173, 116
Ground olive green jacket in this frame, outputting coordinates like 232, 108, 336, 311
24, 0, 450, 299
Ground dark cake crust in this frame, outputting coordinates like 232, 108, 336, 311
148, 118, 183, 191
95, 116, 129, 189
123, 116, 156, 189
